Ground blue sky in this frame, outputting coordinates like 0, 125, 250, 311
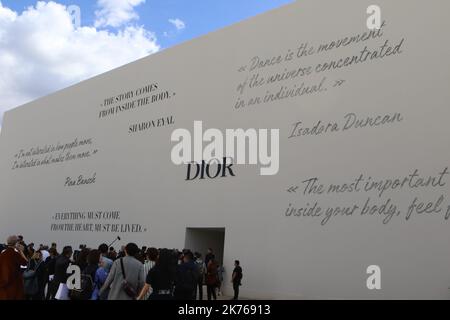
2, 0, 293, 50
0, 0, 293, 126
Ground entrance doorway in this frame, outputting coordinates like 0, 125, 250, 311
184, 228, 225, 265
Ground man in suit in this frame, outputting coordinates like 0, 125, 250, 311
174, 251, 199, 300
0, 235, 28, 300
49, 246, 72, 299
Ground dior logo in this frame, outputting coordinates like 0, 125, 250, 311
185, 157, 235, 181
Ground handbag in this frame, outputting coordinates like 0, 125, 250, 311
120, 258, 137, 299
24, 260, 41, 296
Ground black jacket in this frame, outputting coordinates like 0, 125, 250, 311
53, 255, 71, 285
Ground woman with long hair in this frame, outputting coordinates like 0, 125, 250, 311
137, 248, 175, 300
205, 255, 219, 300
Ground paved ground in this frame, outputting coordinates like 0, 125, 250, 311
200, 290, 248, 301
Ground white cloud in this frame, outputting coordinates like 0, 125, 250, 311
95, 0, 145, 28
168, 18, 185, 31
0, 1, 159, 127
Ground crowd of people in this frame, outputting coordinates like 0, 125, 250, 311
0, 235, 243, 301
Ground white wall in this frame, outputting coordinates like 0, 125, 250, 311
1, 0, 450, 299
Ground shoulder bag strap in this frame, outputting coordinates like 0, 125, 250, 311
120, 258, 126, 281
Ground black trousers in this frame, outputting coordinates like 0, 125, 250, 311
46, 280, 58, 300
207, 285, 216, 300
233, 282, 240, 300
196, 278, 203, 300
174, 288, 194, 300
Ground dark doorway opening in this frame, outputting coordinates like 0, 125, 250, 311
184, 227, 225, 265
